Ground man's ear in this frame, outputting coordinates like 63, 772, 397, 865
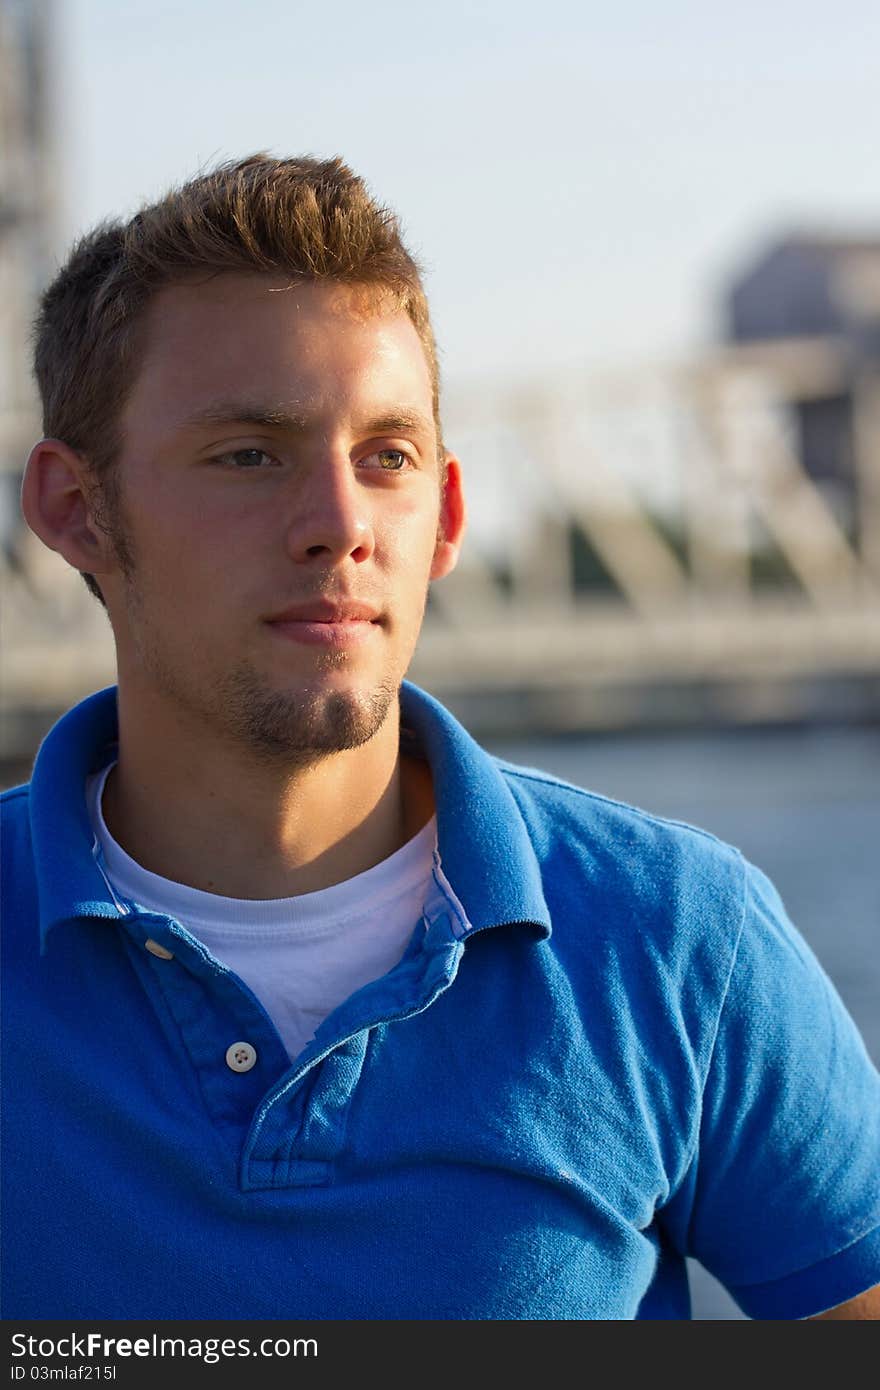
21, 439, 115, 578
430, 452, 466, 581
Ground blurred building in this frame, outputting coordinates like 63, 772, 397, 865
1, 0, 57, 553
726, 235, 880, 539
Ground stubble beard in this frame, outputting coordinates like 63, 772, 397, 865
125, 586, 405, 765
103, 480, 427, 766
212, 655, 401, 766
118, 557, 413, 768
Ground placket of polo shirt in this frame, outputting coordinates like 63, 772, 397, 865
240, 905, 468, 1191
118, 913, 291, 1132
118, 902, 470, 1191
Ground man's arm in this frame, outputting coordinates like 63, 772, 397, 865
808, 1283, 880, 1320
676, 859, 880, 1320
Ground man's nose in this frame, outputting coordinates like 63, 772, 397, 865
284, 455, 375, 565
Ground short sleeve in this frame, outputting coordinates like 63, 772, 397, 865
682, 859, 880, 1319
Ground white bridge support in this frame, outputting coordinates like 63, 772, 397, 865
408, 345, 880, 728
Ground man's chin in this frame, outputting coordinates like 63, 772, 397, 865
216, 671, 400, 762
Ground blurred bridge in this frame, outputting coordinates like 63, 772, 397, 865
412, 343, 880, 731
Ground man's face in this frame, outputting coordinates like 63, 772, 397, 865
99, 273, 462, 760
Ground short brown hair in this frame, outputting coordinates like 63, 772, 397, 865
32, 153, 443, 603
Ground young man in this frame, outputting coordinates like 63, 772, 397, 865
2, 155, 878, 1321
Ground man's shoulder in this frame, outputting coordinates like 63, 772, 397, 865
487, 751, 750, 966
1, 779, 33, 831
2, 779, 36, 863
1, 687, 116, 869
493, 752, 744, 883
1, 781, 38, 935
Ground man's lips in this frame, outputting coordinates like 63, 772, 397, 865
265, 601, 381, 624
264, 602, 382, 646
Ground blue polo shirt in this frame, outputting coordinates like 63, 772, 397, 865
2, 682, 879, 1320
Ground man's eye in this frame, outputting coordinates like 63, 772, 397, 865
214, 449, 278, 469
363, 448, 410, 472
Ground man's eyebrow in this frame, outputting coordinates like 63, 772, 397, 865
178, 403, 434, 437
359, 409, 435, 438
179, 403, 310, 432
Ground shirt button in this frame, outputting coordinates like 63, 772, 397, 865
226, 1041, 257, 1073
144, 938, 174, 960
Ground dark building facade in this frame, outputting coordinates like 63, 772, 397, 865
726, 236, 880, 537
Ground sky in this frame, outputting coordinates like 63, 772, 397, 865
51, 0, 879, 392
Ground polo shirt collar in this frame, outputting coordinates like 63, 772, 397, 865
30, 681, 551, 949
399, 682, 550, 938
30, 685, 123, 947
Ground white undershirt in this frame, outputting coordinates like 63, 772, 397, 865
85, 763, 438, 1062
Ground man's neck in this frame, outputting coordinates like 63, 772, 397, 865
101, 691, 435, 900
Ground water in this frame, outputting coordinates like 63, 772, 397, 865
482, 722, 880, 1319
